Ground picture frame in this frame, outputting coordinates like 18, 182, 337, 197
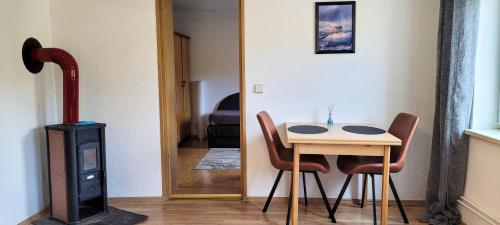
315, 1, 356, 54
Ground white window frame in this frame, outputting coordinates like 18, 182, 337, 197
497, 90, 500, 128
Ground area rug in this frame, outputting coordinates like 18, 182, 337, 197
195, 148, 240, 170
32, 207, 147, 225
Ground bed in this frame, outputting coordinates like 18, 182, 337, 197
207, 93, 240, 148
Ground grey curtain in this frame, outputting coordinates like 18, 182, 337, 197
422, 0, 480, 224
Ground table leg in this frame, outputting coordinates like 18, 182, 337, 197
292, 144, 300, 225
381, 145, 391, 225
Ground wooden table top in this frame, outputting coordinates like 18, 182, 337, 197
286, 122, 402, 146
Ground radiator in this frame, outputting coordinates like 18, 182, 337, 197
190, 81, 205, 140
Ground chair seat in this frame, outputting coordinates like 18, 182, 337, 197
337, 155, 403, 175
275, 148, 330, 173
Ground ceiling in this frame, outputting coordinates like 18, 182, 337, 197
173, 0, 239, 11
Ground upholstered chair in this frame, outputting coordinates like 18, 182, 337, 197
257, 111, 335, 224
331, 113, 419, 225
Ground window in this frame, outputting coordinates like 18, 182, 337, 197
473, 0, 500, 130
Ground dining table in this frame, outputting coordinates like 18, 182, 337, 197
285, 122, 402, 225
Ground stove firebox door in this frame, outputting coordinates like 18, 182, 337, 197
77, 142, 102, 201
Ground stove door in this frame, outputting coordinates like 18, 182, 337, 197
77, 142, 102, 201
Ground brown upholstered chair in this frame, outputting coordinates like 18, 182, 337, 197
330, 113, 419, 225
257, 111, 335, 224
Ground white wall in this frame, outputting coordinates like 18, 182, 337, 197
174, 10, 239, 135
0, 1, 57, 223
49, 0, 163, 197
245, 0, 440, 200
472, 0, 500, 129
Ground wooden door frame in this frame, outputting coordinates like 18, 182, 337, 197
155, 0, 246, 199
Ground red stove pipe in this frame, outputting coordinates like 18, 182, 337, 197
31, 48, 79, 124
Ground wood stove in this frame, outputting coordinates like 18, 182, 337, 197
46, 123, 108, 224
22, 37, 108, 224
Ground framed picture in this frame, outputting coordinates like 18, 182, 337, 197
315, 1, 356, 54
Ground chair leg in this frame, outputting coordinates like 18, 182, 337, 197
302, 172, 308, 206
331, 174, 353, 219
286, 173, 293, 225
370, 174, 377, 225
313, 172, 336, 223
361, 174, 367, 208
262, 170, 284, 212
390, 175, 409, 224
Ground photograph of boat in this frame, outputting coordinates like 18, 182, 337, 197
315, 2, 356, 54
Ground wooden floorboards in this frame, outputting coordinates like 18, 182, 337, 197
109, 198, 427, 225
173, 139, 241, 194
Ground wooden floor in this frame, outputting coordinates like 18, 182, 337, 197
110, 198, 427, 225
173, 138, 241, 194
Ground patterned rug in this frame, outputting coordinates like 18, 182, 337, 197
195, 148, 240, 170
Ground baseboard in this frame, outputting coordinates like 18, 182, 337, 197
18, 208, 49, 225
108, 196, 166, 204
109, 195, 242, 202
243, 196, 425, 207
110, 196, 424, 206
458, 196, 500, 225
170, 194, 242, 199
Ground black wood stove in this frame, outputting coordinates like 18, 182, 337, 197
23, 37, 108, 224
46, 123, 108, 224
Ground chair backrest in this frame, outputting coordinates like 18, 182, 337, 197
257, 111, 286, 169
387, 113, 419, 168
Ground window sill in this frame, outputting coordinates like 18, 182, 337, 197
465, 129, 500, 145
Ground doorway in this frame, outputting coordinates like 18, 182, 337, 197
156, 0, 246, 199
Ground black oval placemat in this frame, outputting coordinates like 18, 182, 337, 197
288, 125, 328, 134
342, 125, 386, 135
